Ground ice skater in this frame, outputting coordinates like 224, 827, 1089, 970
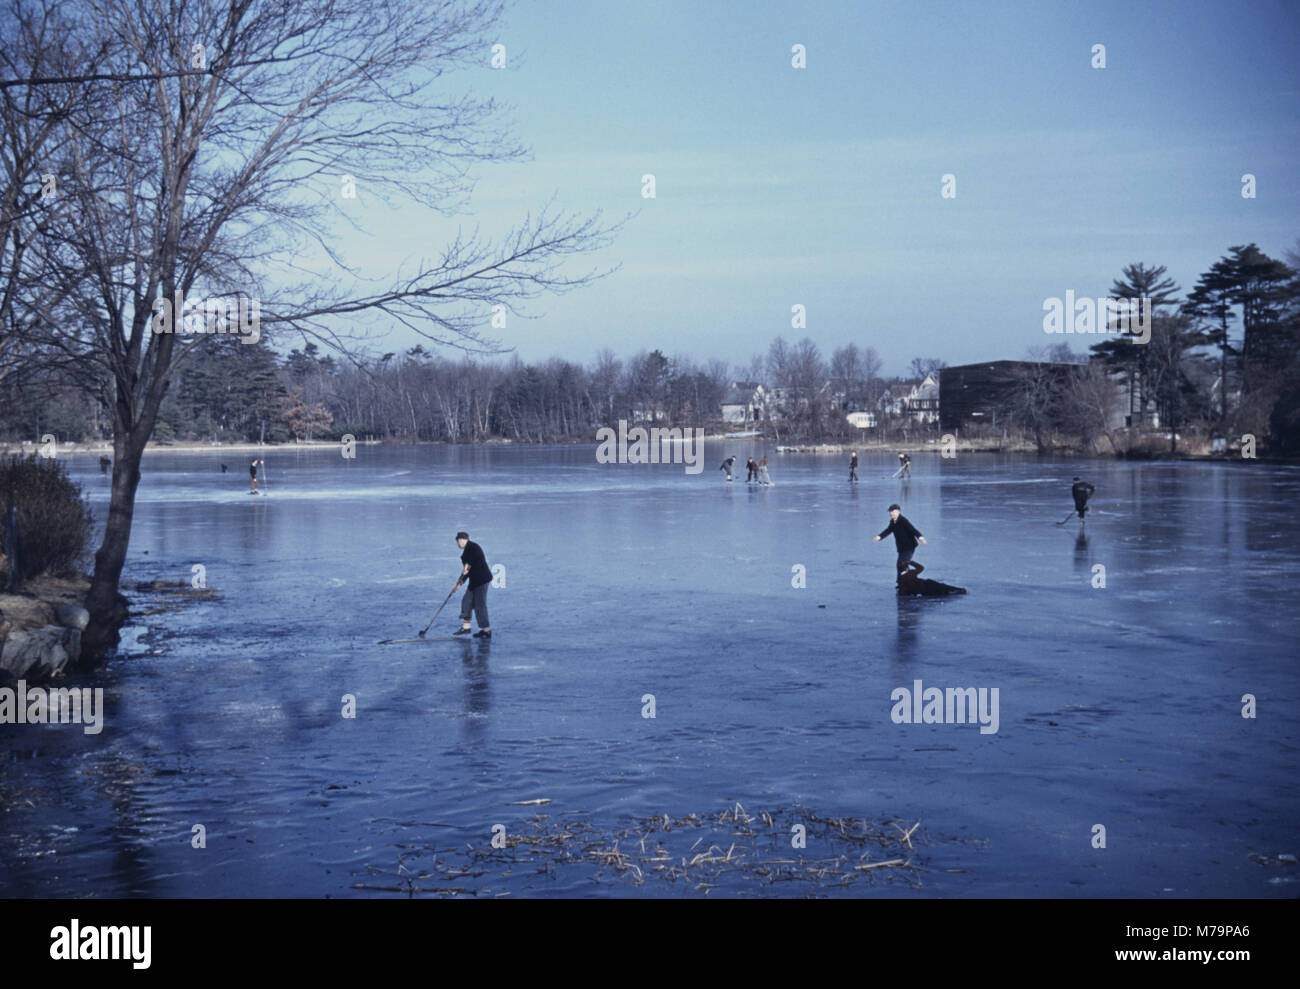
897, 559, 966, 597
891, 452, 911, 479
1071, 477, 1095, 523
249, 458, 259, 494
758, 455, 772, 486
849, 452, 858, 482
872, 503, 926, 578
452, 531, 493, 638
745, 457, 758, 483
719, 456, 736, 481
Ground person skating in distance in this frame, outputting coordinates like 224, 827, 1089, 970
849, 452, 858, 482
893, 452, 911, 479
720, 456, 736, 482
1071, 477, 1096, 523
896, 559, 966, 597
873, 503, 927, 580
249, 458, 259, 494
452, 531, 493, 638
758, 455, 773, 485
746, 457, 758, 483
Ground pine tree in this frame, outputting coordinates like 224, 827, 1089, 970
1089, 263, 1181, 426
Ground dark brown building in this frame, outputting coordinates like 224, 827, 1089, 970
938, 360, 1074, 431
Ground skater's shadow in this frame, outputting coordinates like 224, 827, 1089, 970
459, 640, 491, 735
1072, 529, 1090, 575
892, 594, 925, 666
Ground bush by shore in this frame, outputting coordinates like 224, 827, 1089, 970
0, 456, 93, 584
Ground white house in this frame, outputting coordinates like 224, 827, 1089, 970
877, 373, 940, 424
721, 382, 767, 424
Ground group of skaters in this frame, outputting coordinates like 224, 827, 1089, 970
848, 451, 910, 482
721, 449, 1099, 598
723, 450, 916, 486
719, 455, 773, 485
426, 464, 1097, 634
216, 458, 266, 493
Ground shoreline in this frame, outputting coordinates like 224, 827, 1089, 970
2, 436, 1290, 464
1, 439, 379, 456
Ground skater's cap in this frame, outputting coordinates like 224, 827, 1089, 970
455, 531, 469, 541
888, 503, 900, 511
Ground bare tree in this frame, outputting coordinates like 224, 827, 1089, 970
588, 348, 622, 425
765, 336, 792, 388
1061, 362, 1124, 454
8, 0, 623, 660
862, 344, 883, 408
908, 356, 947, 380
1010, 350, 1067, 453
0, 0, 93, 381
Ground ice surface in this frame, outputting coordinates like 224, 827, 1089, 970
1, 444, 1296, 896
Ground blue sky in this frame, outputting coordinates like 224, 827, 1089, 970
320, 0, 1300, 377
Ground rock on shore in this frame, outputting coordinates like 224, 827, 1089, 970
0, 577, 92, 685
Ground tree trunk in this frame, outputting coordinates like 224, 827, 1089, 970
81, 323, 176, 664
81, 423, 150, 663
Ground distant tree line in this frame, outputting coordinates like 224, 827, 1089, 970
0, 335, 884, 443
3, 244, 1298, 452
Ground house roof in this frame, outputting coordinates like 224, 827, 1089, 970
913, 380, 939, 400
722, 381, 763, 405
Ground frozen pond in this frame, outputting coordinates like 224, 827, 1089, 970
2, 444, 1297, 896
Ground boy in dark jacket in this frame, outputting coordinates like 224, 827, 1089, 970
1071, 477, 1095, 522
453, 531, 493, 638
872, 504, 927, 577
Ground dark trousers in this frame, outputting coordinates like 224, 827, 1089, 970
460, 583, 490, 628
895, 546, 915, 585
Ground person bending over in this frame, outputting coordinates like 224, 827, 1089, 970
453, 531, 493, 638
896, 560, 966, 597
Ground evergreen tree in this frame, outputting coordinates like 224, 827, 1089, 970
1089, 263, 1181, 426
